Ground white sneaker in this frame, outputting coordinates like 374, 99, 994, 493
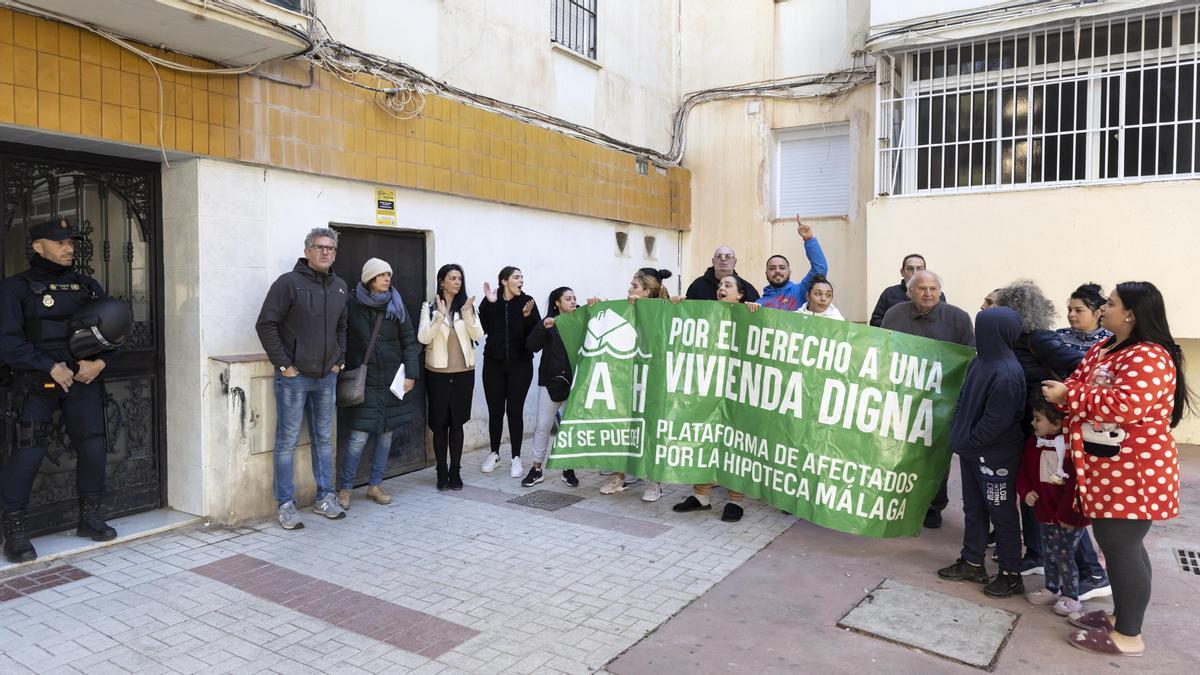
510, 456, 524, 478
599, 474, 626, 495
641, 481, 662, 502
481, 453, 499, 473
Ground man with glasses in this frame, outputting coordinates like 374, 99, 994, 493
685, 246, 760, 301
869, 253, 945, 327
256, 227, 349, 529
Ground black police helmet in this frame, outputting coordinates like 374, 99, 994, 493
69, 298, 132, 359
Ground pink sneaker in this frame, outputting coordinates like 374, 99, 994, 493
1025, 588, 1059, 606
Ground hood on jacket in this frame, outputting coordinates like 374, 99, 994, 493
974, 307, 1022, 362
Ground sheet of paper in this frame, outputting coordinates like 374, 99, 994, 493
389, 363, 407, 400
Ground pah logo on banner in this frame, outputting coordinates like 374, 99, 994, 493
581, 309, 651, 359
578, 309, 650, 415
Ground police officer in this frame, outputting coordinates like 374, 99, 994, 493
0, 218, 118, 563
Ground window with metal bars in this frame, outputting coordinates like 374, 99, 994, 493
552, 0, 598, 61
876, 5, 1200, 195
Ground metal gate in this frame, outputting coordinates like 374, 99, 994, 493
0, 143, 164, 537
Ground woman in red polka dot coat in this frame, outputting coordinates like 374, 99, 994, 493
1042, 281, 1193, 658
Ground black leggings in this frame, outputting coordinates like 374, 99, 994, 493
425, 370, 474, 475
1091, 518, 1154, 636
482, 358, 534, 457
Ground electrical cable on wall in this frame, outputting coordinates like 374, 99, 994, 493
4, 0, 872, 167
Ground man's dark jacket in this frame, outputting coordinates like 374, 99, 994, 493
686, 267, 760, 302
256, 258, 348, 378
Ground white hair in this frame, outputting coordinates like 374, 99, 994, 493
906, 269, 943, 291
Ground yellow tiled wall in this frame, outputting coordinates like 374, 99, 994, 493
0, 8, 690, 230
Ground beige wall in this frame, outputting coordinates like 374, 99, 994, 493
866, 180, 1200, 442
678, 1, 876, 317
681, 87, 875, 319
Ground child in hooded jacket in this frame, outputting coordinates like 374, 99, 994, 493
937, 306, 1029, 598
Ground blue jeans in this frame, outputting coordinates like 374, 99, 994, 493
272, 371, 336, 505
338, 429, 393, 489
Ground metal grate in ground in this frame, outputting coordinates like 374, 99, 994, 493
1175, 548, 1200, 575
506, 489, 585, 511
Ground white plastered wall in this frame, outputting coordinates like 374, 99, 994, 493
313, 0, 680, 151
161, 157, 680, 515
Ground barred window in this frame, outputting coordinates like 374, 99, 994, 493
552, 0, 597, 60
877, 5, 1200, 195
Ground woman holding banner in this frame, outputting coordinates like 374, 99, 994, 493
594, 267, 674, 503
672, 275, 760, 522
523, 286, 578, 488
1042, 281, 1191, 658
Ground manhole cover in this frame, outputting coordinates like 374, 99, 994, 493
506, 490, 584, 511
1176, 548, 1200, 575
838, 578, 1017, 670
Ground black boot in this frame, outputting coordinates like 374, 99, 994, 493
3, 510, 37, 563
76, 493, 117, 542
436, 467, 451, 491
449, 466, 463, 490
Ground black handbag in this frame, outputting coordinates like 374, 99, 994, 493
336, 312, 384, 407
546, 375, 571, 402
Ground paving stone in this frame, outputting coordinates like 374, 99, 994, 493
837, 578, 1018, 669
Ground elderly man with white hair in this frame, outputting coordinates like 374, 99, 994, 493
686, 245, 760, 302
881, 269, 975, 530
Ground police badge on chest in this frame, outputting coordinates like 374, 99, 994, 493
42, 294, 54, 308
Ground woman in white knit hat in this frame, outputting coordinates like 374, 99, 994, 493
336, 257, 420, 509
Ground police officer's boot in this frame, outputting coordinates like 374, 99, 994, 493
76, 493, 117, 542
2, 510, 38, 563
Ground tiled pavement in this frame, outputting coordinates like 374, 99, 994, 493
0, 449, 795, 674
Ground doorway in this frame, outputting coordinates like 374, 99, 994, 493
329, 225, 429, 482
0, 142, 164, 537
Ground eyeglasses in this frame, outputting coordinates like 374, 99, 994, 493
308, 245, 337, 253
714, 254, 735, 261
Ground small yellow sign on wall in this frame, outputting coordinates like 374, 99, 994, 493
375, 188, 396, 226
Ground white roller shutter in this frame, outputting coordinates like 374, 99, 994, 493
776, 129, 850, 218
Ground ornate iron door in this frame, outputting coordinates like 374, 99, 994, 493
0, 143, 164, 536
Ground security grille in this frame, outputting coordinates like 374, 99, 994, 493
876, 4, 1200, 195
1177, 548, 1200, 575
552, 0, 597, 60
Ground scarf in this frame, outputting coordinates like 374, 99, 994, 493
355, 282, 407, 323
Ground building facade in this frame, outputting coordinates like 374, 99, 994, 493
0, 0, 689, 531
0, 0, 1195, 538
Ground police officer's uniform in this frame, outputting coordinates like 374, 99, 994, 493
0, 219, 118, 563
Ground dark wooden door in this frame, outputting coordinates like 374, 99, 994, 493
0, 143, 164, 536
329, 226, 429, 481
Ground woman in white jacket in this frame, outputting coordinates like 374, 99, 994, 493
797, 275, 844, 321
418, 264, 485, 490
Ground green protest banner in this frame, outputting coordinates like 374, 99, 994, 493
545, 300, 975, 538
